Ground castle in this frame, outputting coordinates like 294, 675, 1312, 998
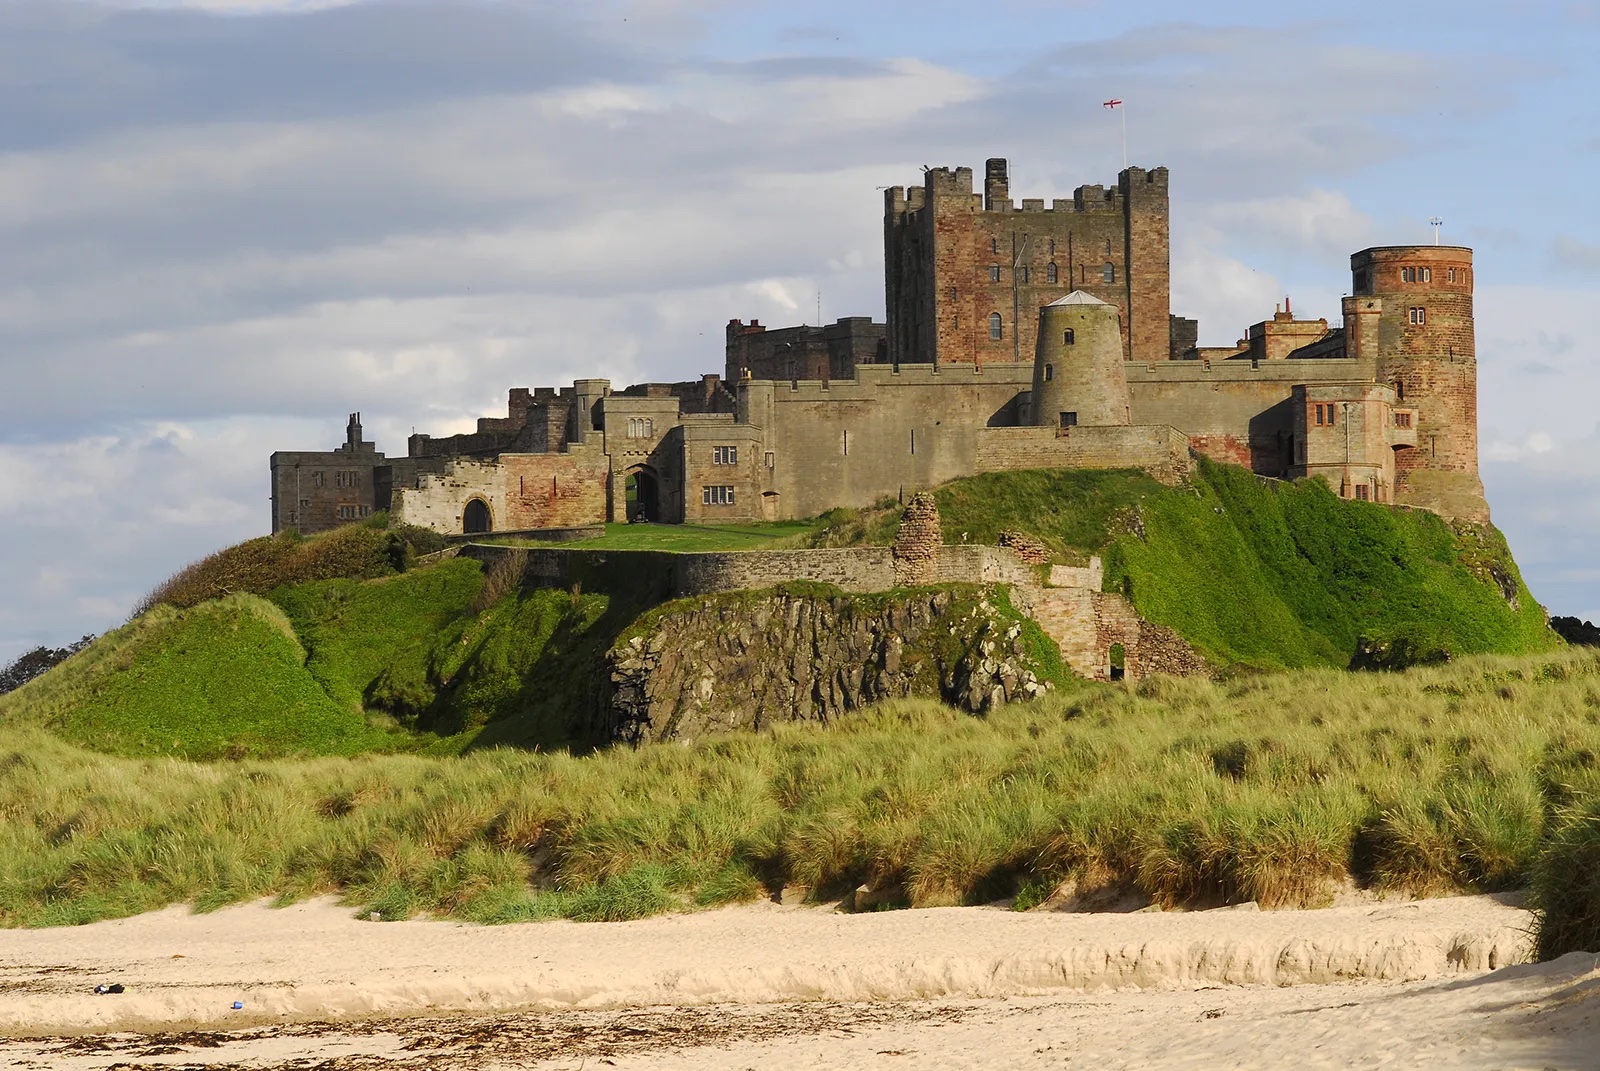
270, 158, 1486, 537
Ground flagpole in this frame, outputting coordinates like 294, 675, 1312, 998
1103, 98, 1126, 170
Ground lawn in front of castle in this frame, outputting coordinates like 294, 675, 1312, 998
495, 520, 825, 553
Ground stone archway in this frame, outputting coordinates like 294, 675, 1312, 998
463, 498, 492, 534
626, 468, 661, 523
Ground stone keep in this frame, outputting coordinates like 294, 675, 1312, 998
1031, 292, 1130, 429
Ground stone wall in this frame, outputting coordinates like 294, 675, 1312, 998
499, 447, 611, 531
674, 548, 897, 595
892, 492, 941, 585
740, 363, 1034, 520
390, 458, 506, 535
1125, 357, 1374, 478
390, 446, 609, 535
973, 425, 1192, 484
1016, 585, 1207, 682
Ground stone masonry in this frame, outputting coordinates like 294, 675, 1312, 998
272, 160, 1489, 536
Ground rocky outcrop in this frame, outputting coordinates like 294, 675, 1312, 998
606, 587, 1051, 745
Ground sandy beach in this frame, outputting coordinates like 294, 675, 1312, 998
0, 893, 1595, 1070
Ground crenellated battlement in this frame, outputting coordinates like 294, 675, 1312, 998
885, 165, 1169, 221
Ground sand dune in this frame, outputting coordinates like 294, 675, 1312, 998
1, 893, 1593, 1069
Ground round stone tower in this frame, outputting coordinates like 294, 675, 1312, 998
1032, 291, 1130, 428
1346, 246, 1484, 521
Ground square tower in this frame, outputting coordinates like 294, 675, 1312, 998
883, 158, 1171, 366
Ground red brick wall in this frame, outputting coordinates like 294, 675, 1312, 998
500, 450, 609, 530
885, 163, 1172, 367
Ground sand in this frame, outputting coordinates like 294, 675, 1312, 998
0, 893, 1595, 1069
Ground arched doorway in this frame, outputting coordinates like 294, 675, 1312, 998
1108, 643, 1126, 682
626, 468, 660, 523
463, 498, 492, 534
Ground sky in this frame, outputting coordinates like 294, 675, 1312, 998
0, 0, 1597, 663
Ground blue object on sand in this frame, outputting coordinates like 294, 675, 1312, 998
232, 1001, 244, 1010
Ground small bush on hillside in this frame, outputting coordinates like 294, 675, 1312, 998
135, 524, 450, 614
1551, 616, 1600, 646
0, 636, 95, 695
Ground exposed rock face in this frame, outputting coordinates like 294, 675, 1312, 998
606, 587, 1050, 745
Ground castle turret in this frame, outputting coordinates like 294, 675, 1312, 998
1032, 292, 1130, 429
1347, 246, 1484, 521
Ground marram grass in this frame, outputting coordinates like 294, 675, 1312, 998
5, 646, 1600, 955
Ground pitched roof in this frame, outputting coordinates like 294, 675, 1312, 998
1045, 291, 1112, 306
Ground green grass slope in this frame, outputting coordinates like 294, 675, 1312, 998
925, 461, 1555, 671
0, 595, 392, 759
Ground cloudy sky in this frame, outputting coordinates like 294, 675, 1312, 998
1, 0, 1596, 662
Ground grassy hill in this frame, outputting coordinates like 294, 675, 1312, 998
818, 460, 1555, 671
0, 461, 1556, 761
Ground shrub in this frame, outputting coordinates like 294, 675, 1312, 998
0, 636, 94, 696
135, 525, 399, 613
1532, 804, 1600, 958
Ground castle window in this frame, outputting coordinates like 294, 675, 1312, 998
1019, 266, 1030, 284
1048, 238, 1055, 256
712, 445, 737, 465
1447, 268, 1457, 283
989, 266, 1002, 283
1060, 411, 1078, 429
1420, 267, 1432, 283
1355, 484, 1370, 501
1394, 379, 1405, 401
1395, 411, 1412, 428
764, 451, 775, 469
989, 312, 1003, 340
1105, 238, 1112, 256
1044, 364, 1054, 382
702, 485, 735, 506
1409, 306, 1427, 325
991, 238, 999, 254
1102, 262, 1116, 284
1401, 267, 1414, 283
311, 471, 324, 487
1047, 262, 1058, 283
1063, 328, 1075, 345
1314, 403, 1326, 426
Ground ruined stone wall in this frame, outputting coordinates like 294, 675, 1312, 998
1016, 585, 1206, 682
388, 448, 608, 535
390, 459, 505, 534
